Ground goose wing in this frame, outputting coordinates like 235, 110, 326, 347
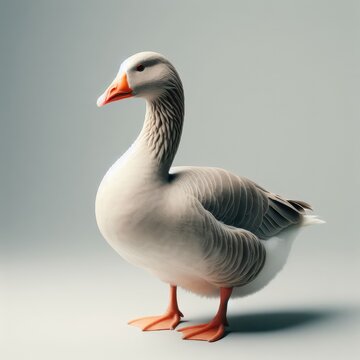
170, 166, 311, 240
190, 197, 266, 288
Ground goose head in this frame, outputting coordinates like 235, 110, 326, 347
97, 51, 181, 107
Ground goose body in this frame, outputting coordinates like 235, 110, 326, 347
95, 52, 323, 341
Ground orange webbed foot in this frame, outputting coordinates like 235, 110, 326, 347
177, 319, 226, 342
177, 287, 232, 342
128, 310, 184, 331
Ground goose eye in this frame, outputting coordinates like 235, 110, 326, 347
136, 64, 145, 72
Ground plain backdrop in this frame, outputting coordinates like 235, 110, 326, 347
1, 1, 359, 359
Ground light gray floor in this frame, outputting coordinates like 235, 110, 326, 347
3, 235, 359, 360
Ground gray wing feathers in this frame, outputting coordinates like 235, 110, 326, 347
205, 229, 266, 288
171, 166, 310, 240
172, 167, 267, 228
255, 192, 309, 239
197, 204, 266, 288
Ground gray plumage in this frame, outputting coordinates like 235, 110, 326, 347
168, 166, 310, 288
172, 167, 310, 239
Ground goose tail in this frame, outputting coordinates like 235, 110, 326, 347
286, 199, 325, 226
301, 214, 326, 226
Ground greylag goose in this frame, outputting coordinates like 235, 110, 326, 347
95, 51, 323, 342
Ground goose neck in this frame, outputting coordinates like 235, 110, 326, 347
138, 88, 184, 175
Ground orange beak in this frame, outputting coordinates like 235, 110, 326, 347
97, 73, 133, 107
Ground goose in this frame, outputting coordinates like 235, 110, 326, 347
95, 51, 323, 342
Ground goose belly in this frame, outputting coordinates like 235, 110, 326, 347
99, 218, 212, 293
150, 228, 299, 298
96, 184, 217, 293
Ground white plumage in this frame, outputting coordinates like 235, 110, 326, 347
95, 51, 323, 341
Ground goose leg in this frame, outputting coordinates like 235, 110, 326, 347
177, 287, 232, 342
128, 285, 184, 331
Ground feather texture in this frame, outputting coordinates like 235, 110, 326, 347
96, 51, 322, 298
170, 166, 308, 240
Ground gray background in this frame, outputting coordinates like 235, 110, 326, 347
1, 0, 359, 359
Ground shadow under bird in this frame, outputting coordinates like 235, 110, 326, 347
95, 51, 324, 342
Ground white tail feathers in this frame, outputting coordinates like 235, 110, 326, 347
301, 215, 326, 226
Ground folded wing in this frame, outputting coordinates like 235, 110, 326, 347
170, 166, 311, 240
